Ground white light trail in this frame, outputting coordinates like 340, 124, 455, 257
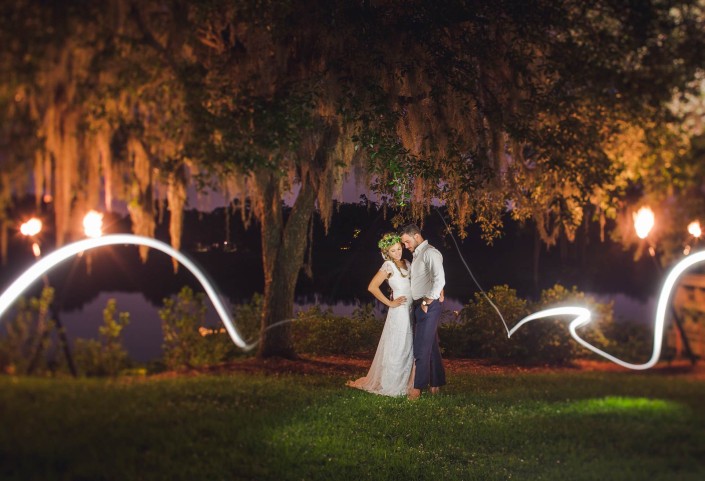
0, 234, 255, 351
511, 250, 705, 370
3, 232, 703, 370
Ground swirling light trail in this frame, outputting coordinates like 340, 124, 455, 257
510, 250, 705, 370
0, 234, 256, 351
2, 231, 703, 370
434, 206, 702, 370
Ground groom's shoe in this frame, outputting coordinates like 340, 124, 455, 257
430, 386, 440, 395
408, 388, 421, 400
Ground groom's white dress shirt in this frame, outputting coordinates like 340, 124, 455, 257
410, 240, 445, 301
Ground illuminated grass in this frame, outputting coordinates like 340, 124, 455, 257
0, 371, 704, 480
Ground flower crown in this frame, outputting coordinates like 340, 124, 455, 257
378, 233, 401, 251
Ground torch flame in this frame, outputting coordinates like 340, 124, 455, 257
83, 210, 103, 238
20, 218, 42, 237
633, 207, 655, 240
688, 220, 702, 238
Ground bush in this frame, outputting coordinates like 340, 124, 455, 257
440, 284, 617, 365
202, 293, 263, 360
602, 318, 659, 363
527, 284, 616, 363
229, 293, 263, 353
0, 287, 55, 375
160, 286, 231, 369
440, 285, 529, 360
73, 298, 132, 377
291, 303, 383, 355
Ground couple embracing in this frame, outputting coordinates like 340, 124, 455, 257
347, 224, 446, 399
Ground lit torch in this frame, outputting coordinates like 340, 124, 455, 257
633, 206, 655, 240
83, 210, 103, 238
20, 218, 42, 237
687, 220, 701, 239
82, 210, 103, 274
684, 220, 702, 255
20, 218, 43, 258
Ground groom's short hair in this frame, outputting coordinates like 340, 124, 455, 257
400, 224, 422, 237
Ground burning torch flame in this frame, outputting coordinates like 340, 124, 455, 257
20, 218, 42, 237
633, 207, 655, 240
688, 220, 702, 239
83, 210, 103, 238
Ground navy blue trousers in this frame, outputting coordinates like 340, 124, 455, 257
413, 301, 446, 389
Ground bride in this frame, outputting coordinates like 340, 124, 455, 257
347, 233, 414, 396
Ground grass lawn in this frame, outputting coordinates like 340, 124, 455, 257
1, 359, 704, 481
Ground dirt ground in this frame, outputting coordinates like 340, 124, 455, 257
185, 356, 705, 380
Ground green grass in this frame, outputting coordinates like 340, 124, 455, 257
1, 370, 704, 480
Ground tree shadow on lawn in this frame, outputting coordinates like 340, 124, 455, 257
0, 374, 344, 481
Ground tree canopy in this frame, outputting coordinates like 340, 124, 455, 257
2, 0, 705, 356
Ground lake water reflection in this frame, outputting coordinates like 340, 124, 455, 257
2, 203, 668, 363
58, 289, 654, 362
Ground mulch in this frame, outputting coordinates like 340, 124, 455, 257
161, 356, 705, 380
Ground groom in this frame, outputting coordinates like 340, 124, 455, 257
400, 224, 446, 400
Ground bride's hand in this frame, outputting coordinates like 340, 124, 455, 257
389, 296, 406, 308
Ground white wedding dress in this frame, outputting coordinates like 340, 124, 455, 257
347, 260, 414, 397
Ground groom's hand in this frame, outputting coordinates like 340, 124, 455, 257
421, 297, 432, 313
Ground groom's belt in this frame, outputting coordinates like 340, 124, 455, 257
412, 298, 424, 308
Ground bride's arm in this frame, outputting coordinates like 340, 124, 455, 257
368, 269, 405, 307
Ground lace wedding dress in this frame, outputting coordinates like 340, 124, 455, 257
347, 260, 414, 397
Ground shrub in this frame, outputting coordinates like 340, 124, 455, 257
201, 293, 263, 360
0, 287, 55, 375
440, 285, 529, 360
528, 284, 615, 362
291, 303, 383, 355
160, 286, 230, 369
602, 318, 658, 363
229, 293, 263, 354
73, 298, 132, 377
440, 284, 617, 365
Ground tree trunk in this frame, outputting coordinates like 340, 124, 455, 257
256, 171, 318, 359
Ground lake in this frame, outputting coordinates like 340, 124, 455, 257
0, 203, 671, 362
56, 287, 658, 363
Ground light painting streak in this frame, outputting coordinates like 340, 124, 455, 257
3, 231, 704, 370
511, 250, 705, 370
0, 234, 256, 351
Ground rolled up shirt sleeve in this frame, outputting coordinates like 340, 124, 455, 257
424, 249, 445, 300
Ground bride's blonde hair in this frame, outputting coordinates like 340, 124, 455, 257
378, 232, 401, 260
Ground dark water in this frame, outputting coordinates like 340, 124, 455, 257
0, 204, 665, 362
